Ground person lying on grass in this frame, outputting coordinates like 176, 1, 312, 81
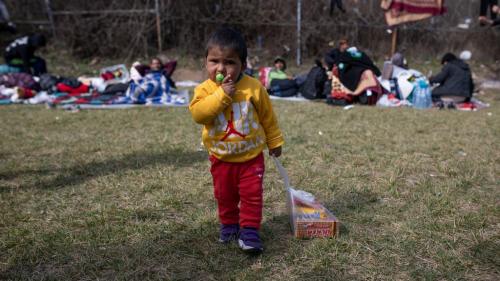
189, 27, 284, 254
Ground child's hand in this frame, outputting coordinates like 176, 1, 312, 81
269, 146, 282, 157
221, 74, 236, 96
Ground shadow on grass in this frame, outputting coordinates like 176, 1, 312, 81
0, 214, 300, 280
0, 202, 361, 280
0, 149, 206, 191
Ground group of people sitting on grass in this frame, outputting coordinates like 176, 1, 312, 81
0, 33, 179, 105
1, 31, 477, 109
257, 38, 475, 109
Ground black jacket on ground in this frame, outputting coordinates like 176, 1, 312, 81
430, 59, 473, 98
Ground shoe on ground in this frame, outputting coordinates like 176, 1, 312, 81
219, 224, 239, 244
238, 227, 263, 253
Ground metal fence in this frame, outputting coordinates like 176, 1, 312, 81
6, 0, 500, 63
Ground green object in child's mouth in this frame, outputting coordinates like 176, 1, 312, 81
216, 73, 224, 82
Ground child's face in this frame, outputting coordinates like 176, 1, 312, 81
275, 61, 285, 71
206, 46, 244, 83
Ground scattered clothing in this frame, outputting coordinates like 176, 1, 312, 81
0, 72, 39, 90
102, 82, 129, 96
99, 64, 129, 84
46, 88, 188, 108
56, 82, 89, 95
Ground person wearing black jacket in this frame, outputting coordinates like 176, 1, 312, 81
4, 34, 47, 75
429, 53, 474, 102
336, 47, 381, 92
324, 39, 349, 70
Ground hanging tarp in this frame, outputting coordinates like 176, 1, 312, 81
381, 0, 447, 26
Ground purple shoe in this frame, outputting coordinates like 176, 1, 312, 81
238, 227, 263, 253
219, 224, 239, 244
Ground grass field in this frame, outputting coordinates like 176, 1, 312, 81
0, 89, 499, 280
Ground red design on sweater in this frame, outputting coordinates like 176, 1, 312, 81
220, 111, 246, 141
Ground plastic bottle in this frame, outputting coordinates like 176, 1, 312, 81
423, 80, 432, 108
413, 79, 431, 109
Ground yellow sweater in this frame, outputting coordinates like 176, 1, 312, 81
190, 74, 284, 163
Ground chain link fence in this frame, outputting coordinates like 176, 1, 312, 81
6, 0, 500, 62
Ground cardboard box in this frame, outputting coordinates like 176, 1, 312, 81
287, 188, 340, 238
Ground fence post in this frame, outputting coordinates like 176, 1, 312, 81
44, 0, 56, 38
391, 27, 398, 56
155, 0, 162, 53
296, 0, 302, 66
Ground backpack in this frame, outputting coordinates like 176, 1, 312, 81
321, 80, 332, 99
299, 65, 327, 99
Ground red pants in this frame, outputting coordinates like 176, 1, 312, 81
210, 153, 265, 229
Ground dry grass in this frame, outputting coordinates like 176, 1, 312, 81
0, 89, 499, 280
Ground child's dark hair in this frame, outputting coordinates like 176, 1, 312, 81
205, 27, 247, 64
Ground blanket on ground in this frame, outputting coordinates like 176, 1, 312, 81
381, 0, 446, 26
0, 88, 189, 108
127, 71, 170, 104
269, 95, 311, 102
48, 88, 188, 108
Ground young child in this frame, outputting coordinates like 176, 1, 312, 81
268, 56, 289, 86
189, 27, 284, 253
